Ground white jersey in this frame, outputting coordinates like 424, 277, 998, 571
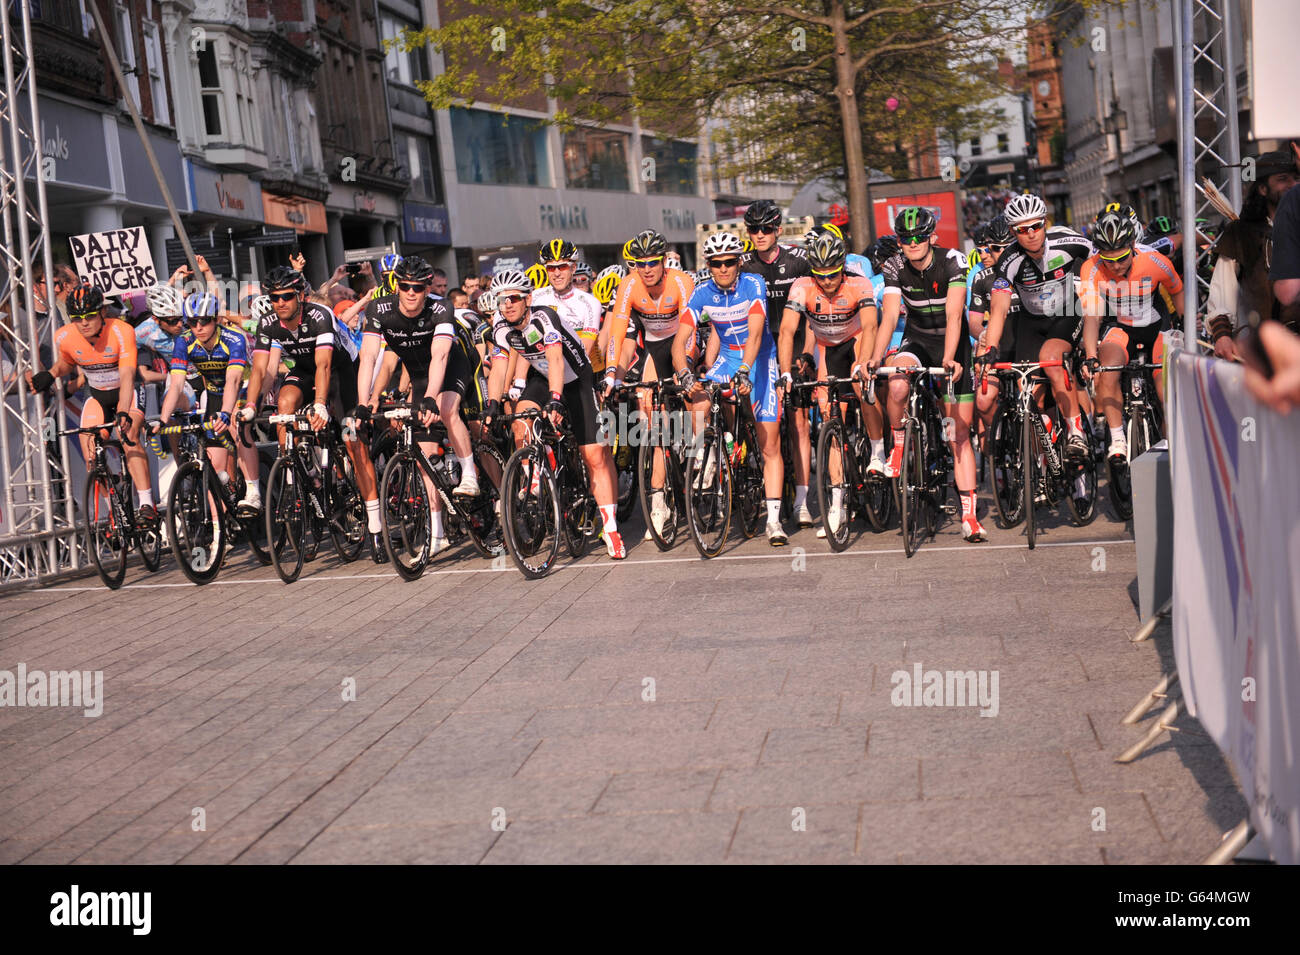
530, 285, 602, 344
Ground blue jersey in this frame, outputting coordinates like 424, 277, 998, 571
683, 272, 774, 355
171, 326, 248, 398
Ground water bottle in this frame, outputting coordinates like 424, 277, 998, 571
1165, 329, 1185, 354
724, 431, 735, 463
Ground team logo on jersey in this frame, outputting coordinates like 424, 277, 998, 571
524, 326, 542, 346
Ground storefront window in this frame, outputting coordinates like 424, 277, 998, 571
563, 127, 630, 191
641, 137, 697, 195
451, 108, 550, 187
396, 131, 439, 202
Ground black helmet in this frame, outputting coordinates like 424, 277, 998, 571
392, 255, 435, 284
626, 230, 667, 259
743, 199, 782, 231
263, 266, 306, 293
867, 235, 900, 269
1145, 215, 1178, 239
985, 215, 1013, 246
66, 285, 104, 314
1092, 208, 1138, 252
971, 222, 990, 246
537, 238, 579, 264
894, 206, 937, 240
807, 233, 847, 273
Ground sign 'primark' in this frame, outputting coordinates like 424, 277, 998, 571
540, 204, 589, 231
662, 208, 696, 231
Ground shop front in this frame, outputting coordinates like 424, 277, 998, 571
261, 190, 329, 283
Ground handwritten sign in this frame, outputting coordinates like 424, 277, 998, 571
69, 227, 157, 296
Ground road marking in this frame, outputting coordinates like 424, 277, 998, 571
44, 537, 1136, 592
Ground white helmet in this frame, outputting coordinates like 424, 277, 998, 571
694, 267, 711, 285
477, 289, 498, 313
146, 283, 184, 318
1003, 193, 1047, 225
664, 251, 683, 270
249, 294, 274, 323
489, 269, 532, 295
702, 232, 744, 258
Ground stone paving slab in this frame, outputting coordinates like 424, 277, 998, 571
0, 506, 1247, 863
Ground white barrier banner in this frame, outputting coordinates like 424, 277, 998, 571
1170, 351, 1300, 863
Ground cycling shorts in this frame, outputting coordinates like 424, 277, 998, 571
520, 369, 601, 446
703, 343, 779, 424
894, 333, 974, 401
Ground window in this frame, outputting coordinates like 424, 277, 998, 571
395, 131, 438, 202
380, 15, 428, 86
278, 77, 299, 169
997, 133, 1009, 154
563, 127, 629, 191
969, 137, 982, 157
197, 45, 223, 137
142, 21, 169, 126
641, 137, 697, 195
114, 5, 139, 108
451, 108, 550, 186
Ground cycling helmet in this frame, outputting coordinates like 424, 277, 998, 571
1145, 215, 1178, 238
592, 264, 626, 306
621, 239, 636, 265
1003, 193, 1047, 225
146, 283, 184, 318
695, 266, 712, 285
538, 237, 578, 264
804, 223, 845, 244
490, 269, 533, 295
182, 292, 221, 320
250, 294, 274, 323
702, 231, 745, 258
525, 263, 549, 290
477, 289, 498, 313
573, 261, 594, 280
379, 252, 403, 273
741, 237, 754, 253
263, 266, 306, 294
743, 199, 782, 231
625, 230, 668, 260
971, 223, 990, 246
985, 215, 1013, 246
807, 233, 847, 273
65, 285, 104, 315
894, 206, 937, 240
392, 255, 435, 284
1092, 208, 1138, 251
664, 251, 682, 270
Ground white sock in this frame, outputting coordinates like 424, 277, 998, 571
871, 438, 884, 460
651, 490, 664, 511
831, 487, 844, 510
246, 478, 260, 495
137, 488, 153, 508
431, 508, 445, 539
765, 499, 780, 525
365, 498, 381, 533
1109, 427, 1125, 446
456, 454, 477, 478
217, 471, 230, 485
793, 485, 808, 510
599, 504, 616, 535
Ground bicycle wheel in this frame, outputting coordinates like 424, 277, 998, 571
989, 403, 1025, 528
686, 426, 732, 558
501, 446, 561, 579
614, 440, 638, 523
816, 418, 852, 551
900, 419, 925, 558
134, 481, 163, 573
1023, 406, 1037, 550
380, 450, 431, 581
1065, 414, 1098, 526
166, 461, 225, 585
637, 439, 678, 551
733, 417, 764, 539
466, 439, 506, 559
266, 457, 306, 583
84, 471, 128, 589
327, 449, 366, 561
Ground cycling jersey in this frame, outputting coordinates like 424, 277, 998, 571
968, 266, 1021, 353
682, 273, 779, 423
54, 318, 137, 393
255, 306, 358, 362
260, 301, 344, 382
879, 246, 968, 345
785, 274, 876, 347
531, 285, 602, 345
492, 304, 592, 385
991, 227, 1093, 320
1078, 248, 1182, 329
740, 243, 810, 339
363, 294, 466, 381
170, 327, 248, 398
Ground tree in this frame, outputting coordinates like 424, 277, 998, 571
407, 1, 1042, 250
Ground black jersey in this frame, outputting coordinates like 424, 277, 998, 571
259, 301, 342, 378
491, 304, 591, 385
968, 266, 1022, 318
363, 294, 465, 381
740, 243, 810, 339
991, 226, 1093, 321
879, 246, 968, 346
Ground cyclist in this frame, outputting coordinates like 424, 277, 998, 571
136, 283, 198, 455
780, 233, 880, 539
154, 293, 261, 512
532, 238, 603, 363
871, 206, 985, 542
591, 263, 631, 380
29, 285, 157, 526
741, 199, 815, 526
1078, 206, 1184, 469
671, 231, 785, 543
978, 193, 1095, 470
966, 215, 1020, 451
484, 269, 625, 559
572, 261, 594, 294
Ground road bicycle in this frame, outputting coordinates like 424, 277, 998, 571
1090, 346, 1163, 520
632, 378, 689, 551
681, 379, 737, 558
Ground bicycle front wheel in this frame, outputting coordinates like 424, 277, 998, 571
266, 457, 306, 583
167, 461, 225, 585
84, 471, 128, 589
380, 450, 431, 581
900, 419, 925, 559
501, 446, 561, 579
327, 450, 366, 562
816, 418, 852, 551
686, 426, 732, 558
989, 403, 1025, 528
1023, 405, 1037, 550
637, 439, 679, 551
1065, 414, 1098, 527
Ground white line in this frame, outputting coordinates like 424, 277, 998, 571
44, 537, 1135, 592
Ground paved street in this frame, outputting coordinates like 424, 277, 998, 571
0, 501, 1245, 864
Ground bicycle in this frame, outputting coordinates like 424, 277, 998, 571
262, 412, 366, 583
378, 406, 505, 580
682, 379, 736, 558
155, 415, 272, 584
633, 378, 689, 551
498, 407, 599, 579
1090, 349, 1163, 521
61, 423, 163, 589
602, 382, 646, 524
871, 366, 957, 558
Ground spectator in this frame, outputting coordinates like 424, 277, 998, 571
478, 272, 494, 293
461, 275, 480, 295
1270, 143, 1300, 311
430, 267, 449, 298
1243, 321, 1300, 414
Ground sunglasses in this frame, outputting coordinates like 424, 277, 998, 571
157, 315, 184, 325
544, 262, 573, 271
1098, 248, 1133, 263
268, 292, 298, 302
396, 282, 428, 293
632, 257, 663, 268
747, 225, 778, 235
1013, 220, 1045, 235
900, 234, 930, 246
708, 258, 740, 269
69, 312, 101, 323
497, 293, 527, 305
186, 315, 216, 327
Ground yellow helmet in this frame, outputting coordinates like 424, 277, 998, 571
741, 237, 754, 253
622, 238, 636, 265
525, 263, 549, 290
592, 264, 627, 307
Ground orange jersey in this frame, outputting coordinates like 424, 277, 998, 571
54, 318, 137, 392
785, 274, 876, 346
1078, 250, 1182, 329
606, 267, 695, 365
